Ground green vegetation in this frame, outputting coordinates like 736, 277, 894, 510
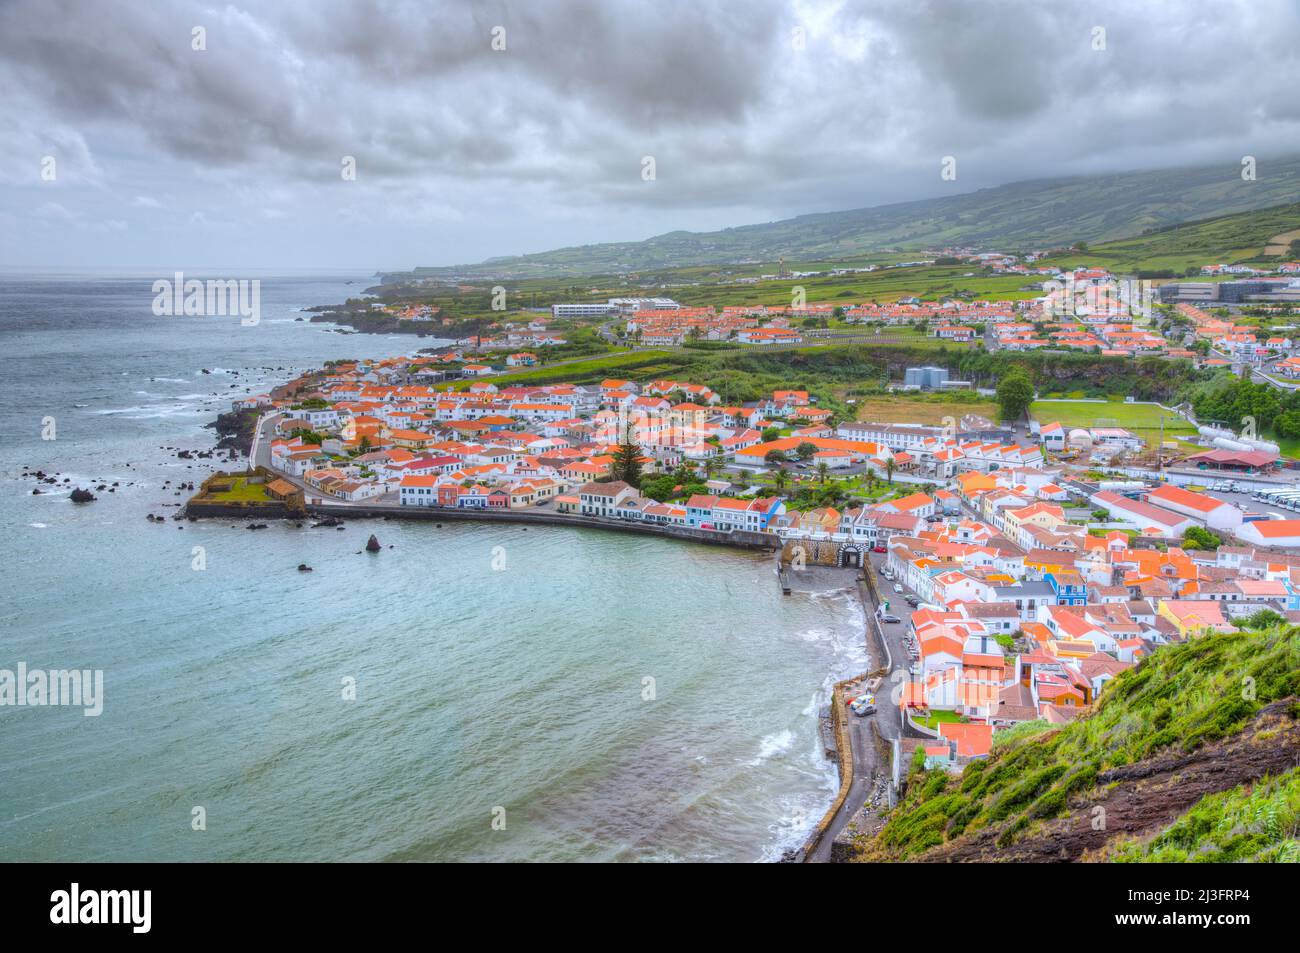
1106, 767, 1300, 863
609, 439, 643, 488
205, 477, 272, 503
1182, 526, 1222, 551
848, 393, 998, 426
395, 158, 1300, 278
1184, 372, 1300, 453
1042, 201, 1300, 275
915, 709, 966, 730
861, 625, 1300, 860
1029, 399, 1197, 447
996, 368, 1034, 422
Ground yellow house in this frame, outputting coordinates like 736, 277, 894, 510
1024, 550, 1071, 577
1003, 502, 1067, 548
1157, 599, 1235, 638
386, 428, 433, 450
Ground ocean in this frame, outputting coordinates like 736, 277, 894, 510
0, 273, 867, 862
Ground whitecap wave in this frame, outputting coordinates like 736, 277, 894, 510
750, 729, 796, 765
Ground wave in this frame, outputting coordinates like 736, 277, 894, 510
749, 729, 796, 766
92, 404, 200, 419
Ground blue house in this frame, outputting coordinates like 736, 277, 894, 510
1044, 570, 1088, 606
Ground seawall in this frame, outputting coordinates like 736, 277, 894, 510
304, 502, 783, 551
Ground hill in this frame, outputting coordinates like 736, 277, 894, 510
851, 625, 1300, 863
402, 156, 1300, 278
1043, 201, 1300, 275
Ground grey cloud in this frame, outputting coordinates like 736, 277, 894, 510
0, 0, 1298, 270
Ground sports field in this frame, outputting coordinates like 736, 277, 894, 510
1030, 400, 1197, 446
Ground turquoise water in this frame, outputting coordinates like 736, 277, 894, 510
0, 275, 866, 861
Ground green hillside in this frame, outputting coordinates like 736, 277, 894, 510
403, 156, 1300, 278
1044, 201, 1300, 275
853, 625, 1300, 863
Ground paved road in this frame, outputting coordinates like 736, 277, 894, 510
806, 556, 915, 862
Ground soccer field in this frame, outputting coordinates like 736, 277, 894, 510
1030, 400, 1197, 446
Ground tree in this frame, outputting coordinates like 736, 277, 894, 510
638, 475, 672, 501
996, 368, 1034, 422
1181, 526, 1222, 551
762, 426, 782, 442
610, 440, 643, 488
795, 441, 817, 461
1241, 608, 1287, 631
772, 469, 790, 493
765, 449, 787, 465
816, 461, 830, 484
885, 458, 896, 484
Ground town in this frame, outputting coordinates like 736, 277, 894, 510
205, 267, 1300, 819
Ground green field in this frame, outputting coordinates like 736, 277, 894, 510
1030, 399, 1197, 447
1043, 202, 1300, 275
205, 477, 272, 502
850, 394, 1000, 426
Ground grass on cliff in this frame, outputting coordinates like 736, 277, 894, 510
1103, 766, 1300, 863
863, 626, 1300, 860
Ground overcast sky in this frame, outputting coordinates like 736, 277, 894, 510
2, 0, 1299, 272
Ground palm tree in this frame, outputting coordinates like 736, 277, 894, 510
772, 469, 790, 493
885, 457, 896, 484
816, 461, 830, 485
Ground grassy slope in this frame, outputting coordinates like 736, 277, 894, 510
856, 626, 1300, 862
406, 157, 1300, 278
1104, 767, 1300, 863
1042, 201, 1300, 274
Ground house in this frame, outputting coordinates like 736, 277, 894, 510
1157, 599, 1236, 638
875, 491, 936, 519
578, 481, 636, 517
937, 722, 994, 761
1236, 519, 1300, 549
1146, 485, 1243, 531
399, 474, 442, 506
1044, 570, 1088, 607
1090, 490, 1197, 538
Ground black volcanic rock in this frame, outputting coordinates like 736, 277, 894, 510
365, 534, 381, 553
70, 488, 96, 503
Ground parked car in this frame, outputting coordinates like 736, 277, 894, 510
872, 545, 887, 554
893, 583, 904, 594
880, 613, 902, 624
905, 596, 920, 607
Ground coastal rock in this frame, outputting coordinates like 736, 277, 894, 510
69, 488, 96, 503
365, 534, 381, 553
298, 563, 313, 572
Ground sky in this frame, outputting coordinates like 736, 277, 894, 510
2, 0, 1299, 272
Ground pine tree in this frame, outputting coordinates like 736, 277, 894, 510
612, 440, 643, 488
